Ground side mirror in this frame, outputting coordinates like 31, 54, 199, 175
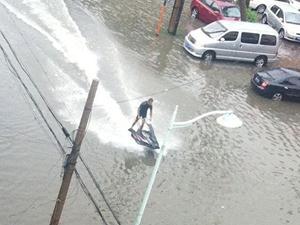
220, 37, 225, 42
280, 17, 284, 22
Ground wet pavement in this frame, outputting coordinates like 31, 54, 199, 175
0, 0, 300, 225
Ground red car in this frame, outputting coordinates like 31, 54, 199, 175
191, 0, 241, 23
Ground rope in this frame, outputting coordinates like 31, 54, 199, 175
107, 76, 204, 105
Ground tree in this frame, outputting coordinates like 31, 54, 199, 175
239, 0, 247, 21
246, 0, 250, 7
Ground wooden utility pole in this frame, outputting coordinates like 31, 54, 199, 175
168, 0, 185, 35
49, 79, 99, 225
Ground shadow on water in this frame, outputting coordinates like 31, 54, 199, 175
124, 148, 156, 171
246, 87, 300, 116
141, 148, 156, 166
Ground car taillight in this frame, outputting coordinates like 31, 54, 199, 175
261, 81, 269, 89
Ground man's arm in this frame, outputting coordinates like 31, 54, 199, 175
150, 107, 153, 121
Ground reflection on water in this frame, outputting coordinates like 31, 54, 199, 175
1, 0, 300, 224
80, 0, 300, 224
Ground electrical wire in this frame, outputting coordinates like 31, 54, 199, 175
0, 26, 121, 224
0, 8, 207, 224
67, 111, 121, 225
0, 30, 72, 142
79, 111, 122, 225
0, 10, 195, 223
1, 15, 122, 224
0, 21, 202, 224
0, 38, 109, 225
0, 42, 66, 157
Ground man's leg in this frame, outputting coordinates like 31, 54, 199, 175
139, 118, 145, 131
130, 115, 139, 129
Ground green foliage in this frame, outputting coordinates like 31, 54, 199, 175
246, 8, 258, 23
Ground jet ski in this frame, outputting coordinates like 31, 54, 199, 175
128, 123, 159, 150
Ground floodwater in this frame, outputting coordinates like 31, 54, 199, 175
0, 0, 300, 225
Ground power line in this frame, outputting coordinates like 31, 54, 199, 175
0, 31, 72, 142
72, 111, 122, 225
0, 24, 122, 224
0, 41, 66, 157
1, 15, 122, 224
0, 36, 109, 225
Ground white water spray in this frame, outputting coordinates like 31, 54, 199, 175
0, 0, 136, 149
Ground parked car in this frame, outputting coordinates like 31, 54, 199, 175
262, 2, 300, 41
250, 0, 300, 13
191, 0, 241, 23
250, 0, 273, 13
277, 0, 300, 10
183, 20, 279, 67
251, 67, 300, 101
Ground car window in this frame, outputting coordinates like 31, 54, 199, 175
221, 31, 239, 41
271, 5, 279, 14
276, 9, 283, 19
241, 32, 259, 44
285, 12, 300, 25
202, 0, 214, 7
260, 34, 277, 46
276, 0, 290, 3
222, 6, 241, 18
276, 9, 284, 19
202, 22, 227, 38
286, 77, 300, 86
210, 2, 220, 12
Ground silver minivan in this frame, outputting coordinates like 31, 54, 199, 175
183, 20, 279, 67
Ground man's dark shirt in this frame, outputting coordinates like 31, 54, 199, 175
138, 101, 152, 118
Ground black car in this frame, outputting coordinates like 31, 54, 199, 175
251, 68, 300, 101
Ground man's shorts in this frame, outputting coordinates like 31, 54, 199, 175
138, 109, 147, 119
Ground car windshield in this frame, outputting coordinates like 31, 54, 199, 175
222, 6, 241, 18
202, 22, 227, 38
285, 12, 300, 25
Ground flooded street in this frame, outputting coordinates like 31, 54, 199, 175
0, 0, 300, 225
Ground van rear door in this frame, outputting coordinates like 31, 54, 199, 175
259, 34, 278, 60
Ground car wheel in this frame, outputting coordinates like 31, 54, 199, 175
255, 56, 267, 68
256, 5, 266, 14
261, 15, 267, 24
202, 51, 215, 62
279, 29, 285, 39
191, 8, 199, 19
272, 92, 283, 101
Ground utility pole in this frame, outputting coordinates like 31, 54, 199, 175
168, 0, 185, 35
49, 79, 99, 225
